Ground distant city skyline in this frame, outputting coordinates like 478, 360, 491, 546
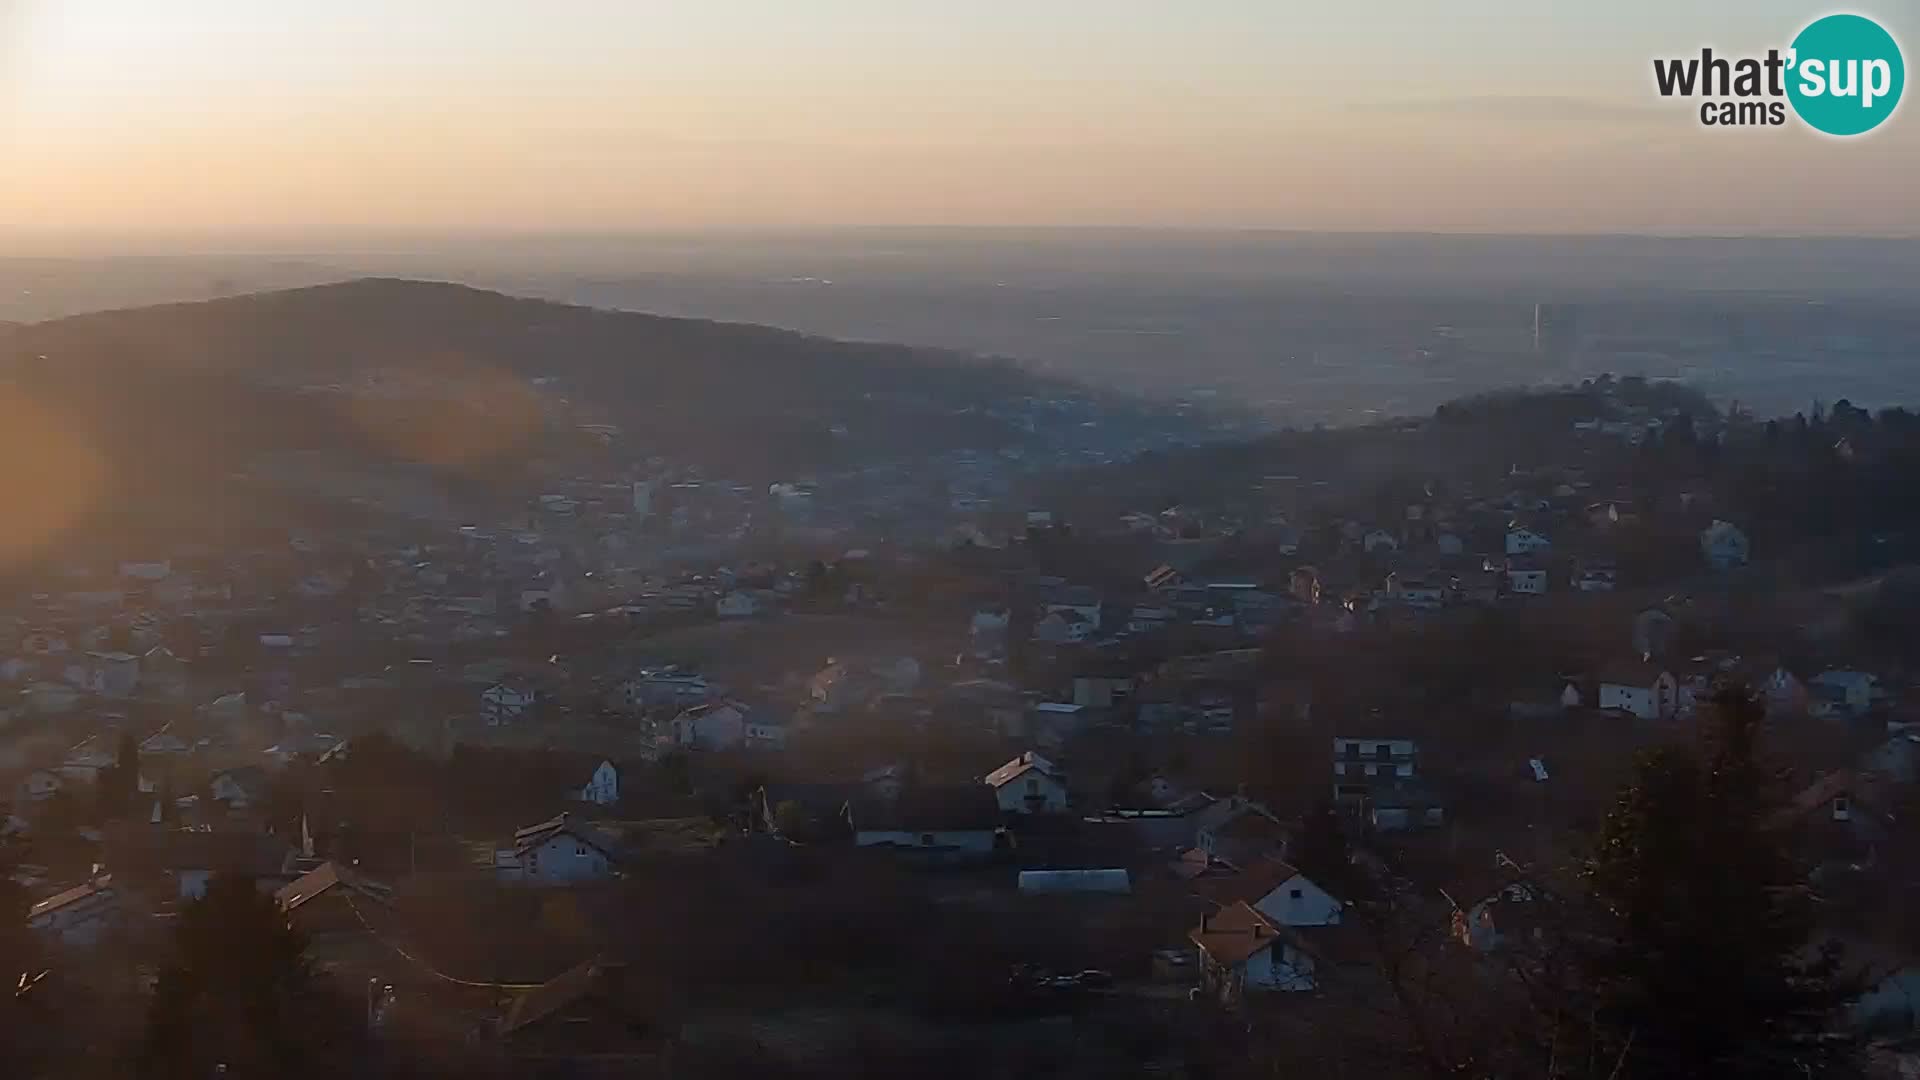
2, 1, 1917, 236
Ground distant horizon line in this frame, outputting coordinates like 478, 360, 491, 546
4, 224, 1920, 247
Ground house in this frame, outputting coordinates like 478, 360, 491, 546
1454, 879, 1546, 952
1195, 859, 1343, 927
1196, 801, 1290, 865
1368, 782, 1447, 831
139, 731, 191, 756
1505, 526, 1552, 556
500, 958, 658, 1069
1810, 670, 1880, 717
1435, 531, 1465, 556
16, 768, 62, 803
715, 590, 763, 618
209, 766, 269, 810
578, 760, 620, 806
274, 861, 393, 935
1597, 660, 1678, 720
983, 751, 1069, 814
1333, 738, 1418, 785
1332, 738, 1441, 828
82, 651, 140, 698
1572, 560, 1618, 592
140, 646, 190, 702
1504, 558, 1549, 596
744, 712, 789, 752
1750, 663, 1809, 719
108, 828, 299, 899
671, 700, 777, 751
847, 786, 1004, 860
612, 669, 710, 712
1038, 585, 1102, 631
27, 876, 122, 946
1700, 520, 1750, 570
1016, 869, 1131, 895
1191, 901, 1317, 1001
1032, 610, 1095, 644
24, 681, 79, 715
481, 682, 537, 727
496, 813, 621, 886
1362, 528, 1398, 553
1385, 571, 1446, 611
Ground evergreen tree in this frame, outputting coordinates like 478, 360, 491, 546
1579, 687, 1857, 1078
138, 876, 357, 1079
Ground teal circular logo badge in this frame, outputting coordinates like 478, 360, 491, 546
1787, 14, 1904, 136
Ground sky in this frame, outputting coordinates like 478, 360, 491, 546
1, 0, 1917, 236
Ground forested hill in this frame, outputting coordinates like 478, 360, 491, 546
0, 279, 1198, 523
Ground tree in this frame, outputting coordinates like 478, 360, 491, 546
138, 876, 358, 1079
1577, 687, 1858, 1078
1293, 799, 1354, 898
772, 800, 809, 839
95, 731, 141, 822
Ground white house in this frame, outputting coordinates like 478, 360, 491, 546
1191, 901, 1317, 1001
1032, 611, 1094, 644
1362, 528, 1399, 553
1198, 860, 1344, 928
715, 591, 763, 618
670, 700, 763, 751
77, 651, 140, 698
481, 682, 536, 727
1700, 520, 1750, 570
139, 731, 192, 755
1505, 561, 1549, 595
1332, 737, 1418, 782
209, 766, 268, 810
16, 768, 62, 803
1385, 573, 1447, 611
1572, 562, 1618, 592
983, 751, 1069, 814
1506, 526, 1552, 556
27, 876, 122, 946
1598, 661, 1678, 720
24, 681, 79, 715
613, 669, 710, 712
495, 814, 620, 887
578, 760, 620, 806
1038, 587, 1102, 631
1810, 670, 1879, 717
744, 712, 789, 752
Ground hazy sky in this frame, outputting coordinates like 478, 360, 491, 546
2, 1, 1917, 235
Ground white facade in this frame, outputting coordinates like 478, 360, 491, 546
1506, 528, 1552, 555
579, 761, 620, 806
481, 684, 536, 726
854, 828, 996, 853
498, 831, 612, 887
1811, 670, 1878, 715
1599, 672, 1677, 720
716, 591, 762, 618
1252, 873, 1344, 928
17, 769, 62, 802
1506, 568, 1549, 595
985, 757, 1069, 814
